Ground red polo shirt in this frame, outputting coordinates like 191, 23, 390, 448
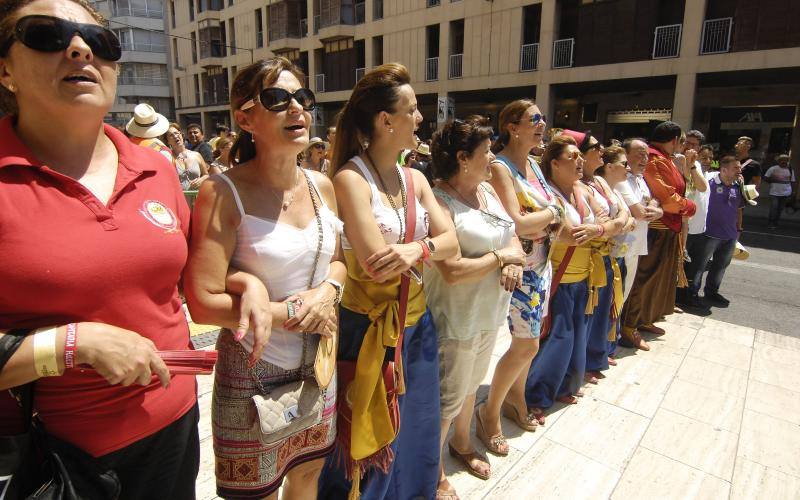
644, 146, 697, 232
0, 117, 196, 456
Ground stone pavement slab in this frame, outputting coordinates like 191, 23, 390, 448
194, 313, 800, 499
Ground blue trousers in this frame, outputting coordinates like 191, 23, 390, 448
525, 280, 590, 409
686, 235, 737, 296
318, 309, 441, 500
586, 257, 614, 372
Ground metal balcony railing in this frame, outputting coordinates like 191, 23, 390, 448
552, 38, 574, 68
118, 76, 169, 86
652, 24, 682, 59
355, 2, 365, 24
300, 18, 308, 37
313, 14, 320, 34
701, 17, 733, 55
120, 42, 167, 53
111, 5, 163, 18
425, 57, 439, 81
355, 67, 366, 82
520, 43, 538, 72
448, 53, 463, 79
315, 73, 325, 93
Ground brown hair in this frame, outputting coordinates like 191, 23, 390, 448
491, 99, 536, 154
215, 137, 234, 154
228, 57, 306, 166
430, 116, 493, 181
597, 145, 626, 176
719, 155, 737, 166
541, 135, 577, 181
0, 0, 105, 116
331, 63, 411, 174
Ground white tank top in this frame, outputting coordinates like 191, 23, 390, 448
217, 171, 343, 370
342, 156, 429, 249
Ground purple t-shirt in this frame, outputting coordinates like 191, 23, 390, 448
705, 176, 743, 240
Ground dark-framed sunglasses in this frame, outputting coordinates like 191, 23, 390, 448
240, 87, 316, 112
0, 15, 121, 61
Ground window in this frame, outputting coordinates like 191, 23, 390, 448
119, 62, 169, 86
169, 0, 175, 28
194, 74, 201, 105
175, 78, 181, 107
255, 9, 263, 48
228, 18, 236, 55
199, 23, 225, 58
114, 28, 166, 52
172, 38, 179, 66
188, 0, 194, 21
190, 31, 198, 63
111, 0, 163, 18
372, 35, 383, 66
373, 0, 383, 20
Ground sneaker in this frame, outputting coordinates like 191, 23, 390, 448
704, 292, 730, 307
687, 294, 709, 311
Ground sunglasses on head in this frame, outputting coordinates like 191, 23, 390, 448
586, 142, 604, 152
0, 15, 121, 61
240, 87, 316, 112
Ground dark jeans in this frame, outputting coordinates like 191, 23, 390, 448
686, 235, 737, 296
768, 195, 790, 225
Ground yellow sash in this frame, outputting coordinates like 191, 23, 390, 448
341, 250, 426, 462
550, 237, 621, 317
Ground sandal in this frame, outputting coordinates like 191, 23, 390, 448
436, 479, 460, 500
529, 407, 546, 426
556, 394, 578, 404
584, 374, 599, 385
501, 401, 537, 432
639, 324, 665, 336
475, 407, 509, 456
608, 357, 618, 366
587, 370, 606, 380
448, 443, 491, 480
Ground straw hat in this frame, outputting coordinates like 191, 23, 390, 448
742, 184, 759, 206
125, 103, 169, 139
416, 143, 431, 156
305, 136, 329, 151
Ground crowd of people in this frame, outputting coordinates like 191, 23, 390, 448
0, 1, 794, 500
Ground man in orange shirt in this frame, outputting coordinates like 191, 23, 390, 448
620, 121, 697, 350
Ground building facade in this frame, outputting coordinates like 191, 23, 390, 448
94, 0, 174, 127
167, 0, 800, 169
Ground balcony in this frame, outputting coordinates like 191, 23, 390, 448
448, 53, 463, 79
315, 73, 325, 93
202, 89, 229, 106
552, 38, 574, 69
652, 24, 682, 59
520, 43, 538, 72
425, 57, 439, 81
120, 42, 166, 53
317, 2, 356, 40
300, 18, 308, 37
701, 17, 733, 55
110, 5, 162, 18
355, 67, 366, 82
118, 76, 169, 86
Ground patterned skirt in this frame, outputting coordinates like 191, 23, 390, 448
212, 330, 337, 499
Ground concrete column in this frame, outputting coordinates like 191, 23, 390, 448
365, 37, 374, 71
679, 0, 707, 58
538, 0, 556, 71
439, 21, 450, 83
200, 111, 209, 136
536, 82, 555, 126
672, 72, 697, 131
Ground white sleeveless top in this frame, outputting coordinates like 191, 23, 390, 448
551, 186, 595, 226
342, 156, 429, 249
424, 184, 515, 340
218, 171, 343, 370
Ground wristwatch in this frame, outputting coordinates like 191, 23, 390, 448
324, 278, 344, 304
423, 238, 436, 256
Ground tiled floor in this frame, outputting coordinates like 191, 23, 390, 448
194, 314, 800, 499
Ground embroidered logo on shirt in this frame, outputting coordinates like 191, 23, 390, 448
139, 200, 178, 232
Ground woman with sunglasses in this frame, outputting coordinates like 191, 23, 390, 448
317, 63, 457, 500
301, 137, 331, 175
184, 58, 346, 499
480, 99, 560, 443
425, 117, 524, 498
0, 1, 259, 497
209, 136, 234, 174
524, 136, 608, 413
560, 130, 630, 383
594, 146, 636, 364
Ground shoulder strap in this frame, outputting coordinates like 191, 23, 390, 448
573, 186, 588, 220
217, 173, 246, 218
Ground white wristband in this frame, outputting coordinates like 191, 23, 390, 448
33, 327, 60, 377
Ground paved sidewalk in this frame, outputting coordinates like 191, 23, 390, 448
195, 314, 800, 499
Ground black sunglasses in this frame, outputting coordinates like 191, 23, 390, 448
240, 87, 316, 112
0, 15, 121, 61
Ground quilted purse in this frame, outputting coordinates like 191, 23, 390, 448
248, 169, 329, 446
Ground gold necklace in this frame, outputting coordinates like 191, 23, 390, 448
366, 150, 407, 243
268, 167, 300, 211
445, 180, 485, 210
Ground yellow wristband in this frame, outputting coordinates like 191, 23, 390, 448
33, 327, 60, 377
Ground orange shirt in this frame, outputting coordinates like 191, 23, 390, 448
644, 146, 696, 232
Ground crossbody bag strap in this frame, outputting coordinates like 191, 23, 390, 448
394, 167, 416, 390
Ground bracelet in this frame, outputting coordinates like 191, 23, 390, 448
287, 300, 297, 319
64, 323, 77, 369
324, 278, 344, 304
546, 204, 562, 224
596, 224, 605, 237
33, 327, 60, 377
417, 240, 430, 263
491, 249, 504, 268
